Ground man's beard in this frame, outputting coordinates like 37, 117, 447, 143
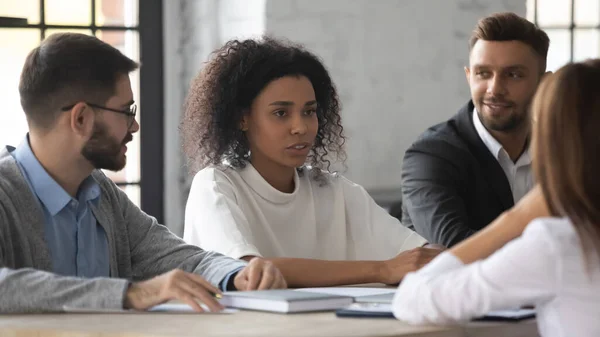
476, 98, 530, 132
81, 121, 132, 171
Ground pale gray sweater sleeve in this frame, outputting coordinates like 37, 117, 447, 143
0, 205, 129, 313
0, 268, 128, 313
114, 180, 248, 286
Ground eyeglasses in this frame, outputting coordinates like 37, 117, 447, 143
62, 102, 137, 129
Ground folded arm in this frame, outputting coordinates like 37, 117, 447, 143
241, 256, 382, 287
393, 218, 557, 324
240, 246, 442, 288
450, 185, 549, 264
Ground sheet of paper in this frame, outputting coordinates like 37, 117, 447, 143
64, 303, 239, 314
149, 303, 238, 314
293, 287, 396, 298
63, 306, 133, 314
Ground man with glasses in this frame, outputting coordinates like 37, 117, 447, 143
59, 101, 137, 171
62, 102, 137, 128
0, 33, 286, 314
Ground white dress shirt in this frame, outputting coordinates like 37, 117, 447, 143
472, 109, 534, 203
184, 164, 426, 261
392, 217, 600, 337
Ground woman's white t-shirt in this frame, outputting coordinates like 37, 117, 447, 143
184, 164, 426, 260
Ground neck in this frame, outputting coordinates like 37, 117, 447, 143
29, 132, 93, 197
250, 156, 295, 193
488, 124, 530, 162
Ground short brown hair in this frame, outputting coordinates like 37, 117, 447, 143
532, 58, 600, 260
470, 12, 550, 72
19, 33, 138, 129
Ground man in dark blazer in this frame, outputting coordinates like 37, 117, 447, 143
401, 13, 550, 247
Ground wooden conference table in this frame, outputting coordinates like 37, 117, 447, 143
0, 285, 539, 337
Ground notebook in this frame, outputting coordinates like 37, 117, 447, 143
353, 292, 395, 304
474, 309, 536, 322
294, 287, 396, 298
335, 303, 395, 318
294, 287, 396, 304
219, 289, 354, 313
336, 303, 536, 322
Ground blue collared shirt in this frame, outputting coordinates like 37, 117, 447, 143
221, 266, 243, 291
10, 136, 109, 278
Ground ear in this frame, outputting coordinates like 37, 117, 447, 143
68, 102, 95, 138
240, 111, 249, 131
464, 66, 471, 86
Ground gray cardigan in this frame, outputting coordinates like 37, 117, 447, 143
0, 146, 247, 313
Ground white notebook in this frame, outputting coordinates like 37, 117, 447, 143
294, 287, 395, 297
294, 287, 396, 304
219, 289, 354, 313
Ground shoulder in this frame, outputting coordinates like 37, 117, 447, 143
407, 118, 469, 157
303, 167, 369, 197
402, 121, 467, 177
192, 165, 238, 184
405, 101, 476, 159
505, 217, 589, 286
515, 217, 583, 264
403, 106, 481, 175
523, 217, 578, 245
0, 147, 23, 188
188, 165, 242, 198
0, 149, 34, 206
301, 166, 344, 186
296, 167, 361, 200
336, 174, 366, 193
300, 169, 379, 213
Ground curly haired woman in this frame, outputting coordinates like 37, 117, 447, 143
181, 37, 442, 288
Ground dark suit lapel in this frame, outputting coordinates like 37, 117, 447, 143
455, 101, 515, 209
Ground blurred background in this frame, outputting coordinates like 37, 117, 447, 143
1, 0, 598, 236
